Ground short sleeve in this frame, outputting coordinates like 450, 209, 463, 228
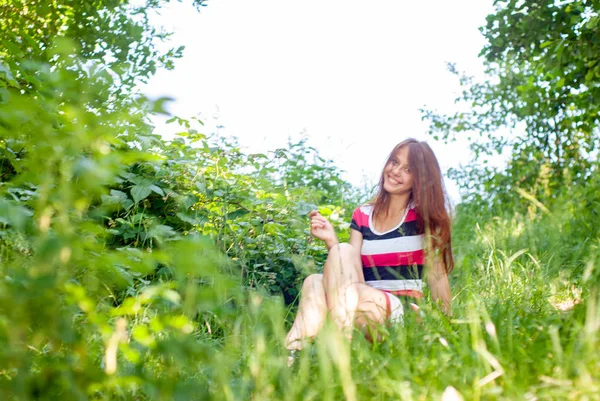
350, 207, 363, 233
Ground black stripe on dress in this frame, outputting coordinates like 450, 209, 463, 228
363, 264, 424, 281
359, 220, 422, 240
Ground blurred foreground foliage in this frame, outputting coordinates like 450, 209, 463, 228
0, 1, 359, 398
0, 35, 362, 400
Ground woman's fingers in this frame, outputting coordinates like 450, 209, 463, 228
310, 214, 328, 224
311, 218, 328, 226
308, 211, 321, 221
309, 211, 328, 222
308, 211, 332, 234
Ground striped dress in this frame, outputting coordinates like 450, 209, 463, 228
350, 204, 425, 299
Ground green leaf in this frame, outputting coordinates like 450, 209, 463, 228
149, 185, 164, 196
181, 195, 198, 210
101, 189, 130, 208
150, 96, 174, 115
1, 40, 22, 57
585, 70, 595, 82
146, 224, 177, 241
586, 16, 599, 30
227, 209, 249, 219
296, 202, 318, 216
195, 181, 207, 193
0, 198, 33, 230
132, 325, 156, 348
176, 212, 203, 225
131, 185, 152, 203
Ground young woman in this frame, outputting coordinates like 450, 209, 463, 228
285, 138, 453, 351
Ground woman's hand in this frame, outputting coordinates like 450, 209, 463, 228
308, 210, 339, 250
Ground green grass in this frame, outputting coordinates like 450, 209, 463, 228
2, 205, 599, 400
150, 208, 599, 401
2, 172, 599, 401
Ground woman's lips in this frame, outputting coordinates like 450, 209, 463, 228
388, 175, 402, 185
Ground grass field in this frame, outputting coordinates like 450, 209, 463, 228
181, 206, 600, 401
2, 195, 598, 401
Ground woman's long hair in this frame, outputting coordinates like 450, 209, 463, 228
370, 138, 454, 273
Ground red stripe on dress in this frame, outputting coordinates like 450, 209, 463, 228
361, 249, 425, 267
358, 210, 369, 227
404, 209, 418, 223
351, 209, 369, 229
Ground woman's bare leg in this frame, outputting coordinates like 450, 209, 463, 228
352, 283, 390, 341
285, 244, 389, 350
322, 243, 364, 334
285, 274, 327, 351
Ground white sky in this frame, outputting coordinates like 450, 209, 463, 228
142, 0, 496, 203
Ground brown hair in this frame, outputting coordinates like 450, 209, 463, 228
370, 138, 454, 273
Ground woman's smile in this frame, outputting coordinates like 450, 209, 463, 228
387, 175, 402, 185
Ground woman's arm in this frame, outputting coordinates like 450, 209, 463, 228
348, 229, 364, 276
426, 258, 452, 315
348, 228, 363, 251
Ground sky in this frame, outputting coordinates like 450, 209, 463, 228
142, 0, 496, 203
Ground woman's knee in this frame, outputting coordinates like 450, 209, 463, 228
328, 242, 359, 262
302, 273, 323, 291
326, 243, 360, 275
343, 282, 362, 304
330, 242, 355, 254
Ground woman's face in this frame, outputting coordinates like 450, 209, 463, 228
383, 146, 414, 196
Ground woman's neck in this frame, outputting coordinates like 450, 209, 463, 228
373, 193, 411, 233
387, 193, 411, 215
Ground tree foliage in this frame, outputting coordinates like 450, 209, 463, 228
423, 0, 600, 209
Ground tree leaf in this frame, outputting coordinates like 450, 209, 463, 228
149, 185, 164, 196
131, 185, 152, 203
0, 198, 33, 230
296, 202, 318, 216
102, 189, 129, 205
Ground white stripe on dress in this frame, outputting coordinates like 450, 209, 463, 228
361, 234, 424, 255
366, 279, 424, 292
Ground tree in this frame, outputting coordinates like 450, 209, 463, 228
0, 0, 208, 95
423, 0, 600, 207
